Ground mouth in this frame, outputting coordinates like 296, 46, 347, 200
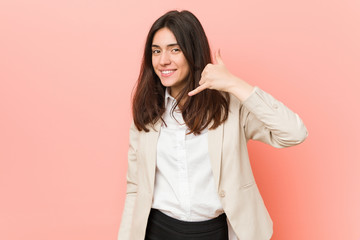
160, 69, 176, 77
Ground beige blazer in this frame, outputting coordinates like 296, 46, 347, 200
118, 87, 308, 240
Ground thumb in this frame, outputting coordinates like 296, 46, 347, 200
214, 49, 224, 65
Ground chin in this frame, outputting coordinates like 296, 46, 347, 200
160, 80, 175, 88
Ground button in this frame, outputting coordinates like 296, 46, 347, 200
219, 190, 225, 198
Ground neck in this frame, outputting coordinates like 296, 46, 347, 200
169, 88, 187, 109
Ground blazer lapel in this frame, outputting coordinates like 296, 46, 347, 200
208, 121, 224, 190
145, 120, 162, 195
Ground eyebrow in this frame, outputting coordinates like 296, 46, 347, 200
151, 43, 179, 48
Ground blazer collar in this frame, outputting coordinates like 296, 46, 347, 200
207, 120, 224, 190
146, 119, 162, 195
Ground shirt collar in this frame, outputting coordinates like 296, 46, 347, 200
164, 87, 176, 108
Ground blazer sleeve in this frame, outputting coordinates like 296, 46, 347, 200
118, 121, 140, 240
241, 86, 308, 148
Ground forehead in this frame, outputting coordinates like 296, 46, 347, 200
152, 28, 177, 46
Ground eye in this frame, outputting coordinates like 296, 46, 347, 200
171, 48, 181, 53
152, 49, 161, 55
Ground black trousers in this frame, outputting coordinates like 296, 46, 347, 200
145, 209, 228, 240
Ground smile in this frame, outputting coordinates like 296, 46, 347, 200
160, 70, 176, 77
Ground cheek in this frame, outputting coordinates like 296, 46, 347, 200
152, 59, 158, 75
182, 62, 190, 76
178, 57, 189, 72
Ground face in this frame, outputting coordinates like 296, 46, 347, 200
151, 27, 190, 98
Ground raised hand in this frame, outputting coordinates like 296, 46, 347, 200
188, 49, 254, 102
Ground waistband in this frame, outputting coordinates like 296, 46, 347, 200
148, 209, 227, 234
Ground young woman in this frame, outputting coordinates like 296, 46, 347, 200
118, 10, 308, 240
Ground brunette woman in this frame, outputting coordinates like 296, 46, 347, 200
118, 10, 308, 240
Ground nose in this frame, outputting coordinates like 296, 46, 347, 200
159, 51, 171, 65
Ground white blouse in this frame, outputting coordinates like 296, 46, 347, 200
151, 88, 224, 221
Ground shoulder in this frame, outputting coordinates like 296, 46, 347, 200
223, 90, 255, 128
229, 92, 241, 107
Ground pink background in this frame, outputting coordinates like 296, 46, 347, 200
1, 0, 359, 239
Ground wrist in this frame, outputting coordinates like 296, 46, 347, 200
228, 76, 254, 102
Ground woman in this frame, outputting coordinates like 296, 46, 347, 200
118, 10, 308, 240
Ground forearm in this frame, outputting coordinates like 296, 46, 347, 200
118, 193, 137, 240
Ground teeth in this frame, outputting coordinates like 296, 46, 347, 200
161, 70, 174, 74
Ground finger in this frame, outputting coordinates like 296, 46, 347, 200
214, 49, 224, 65
199, 76, 205, 85
188, 83, 209, 96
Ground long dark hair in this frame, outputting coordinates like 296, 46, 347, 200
132, 10, 229, 135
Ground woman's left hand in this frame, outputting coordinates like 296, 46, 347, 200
188, 49, 254, 102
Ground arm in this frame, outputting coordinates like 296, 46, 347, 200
118, 121, 140, 240
189, 49, 308, 147
241, 87, 308, 148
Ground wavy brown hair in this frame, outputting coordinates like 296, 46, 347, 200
132, 10, 229, 135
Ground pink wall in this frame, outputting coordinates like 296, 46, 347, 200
1, 0, 359, 239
